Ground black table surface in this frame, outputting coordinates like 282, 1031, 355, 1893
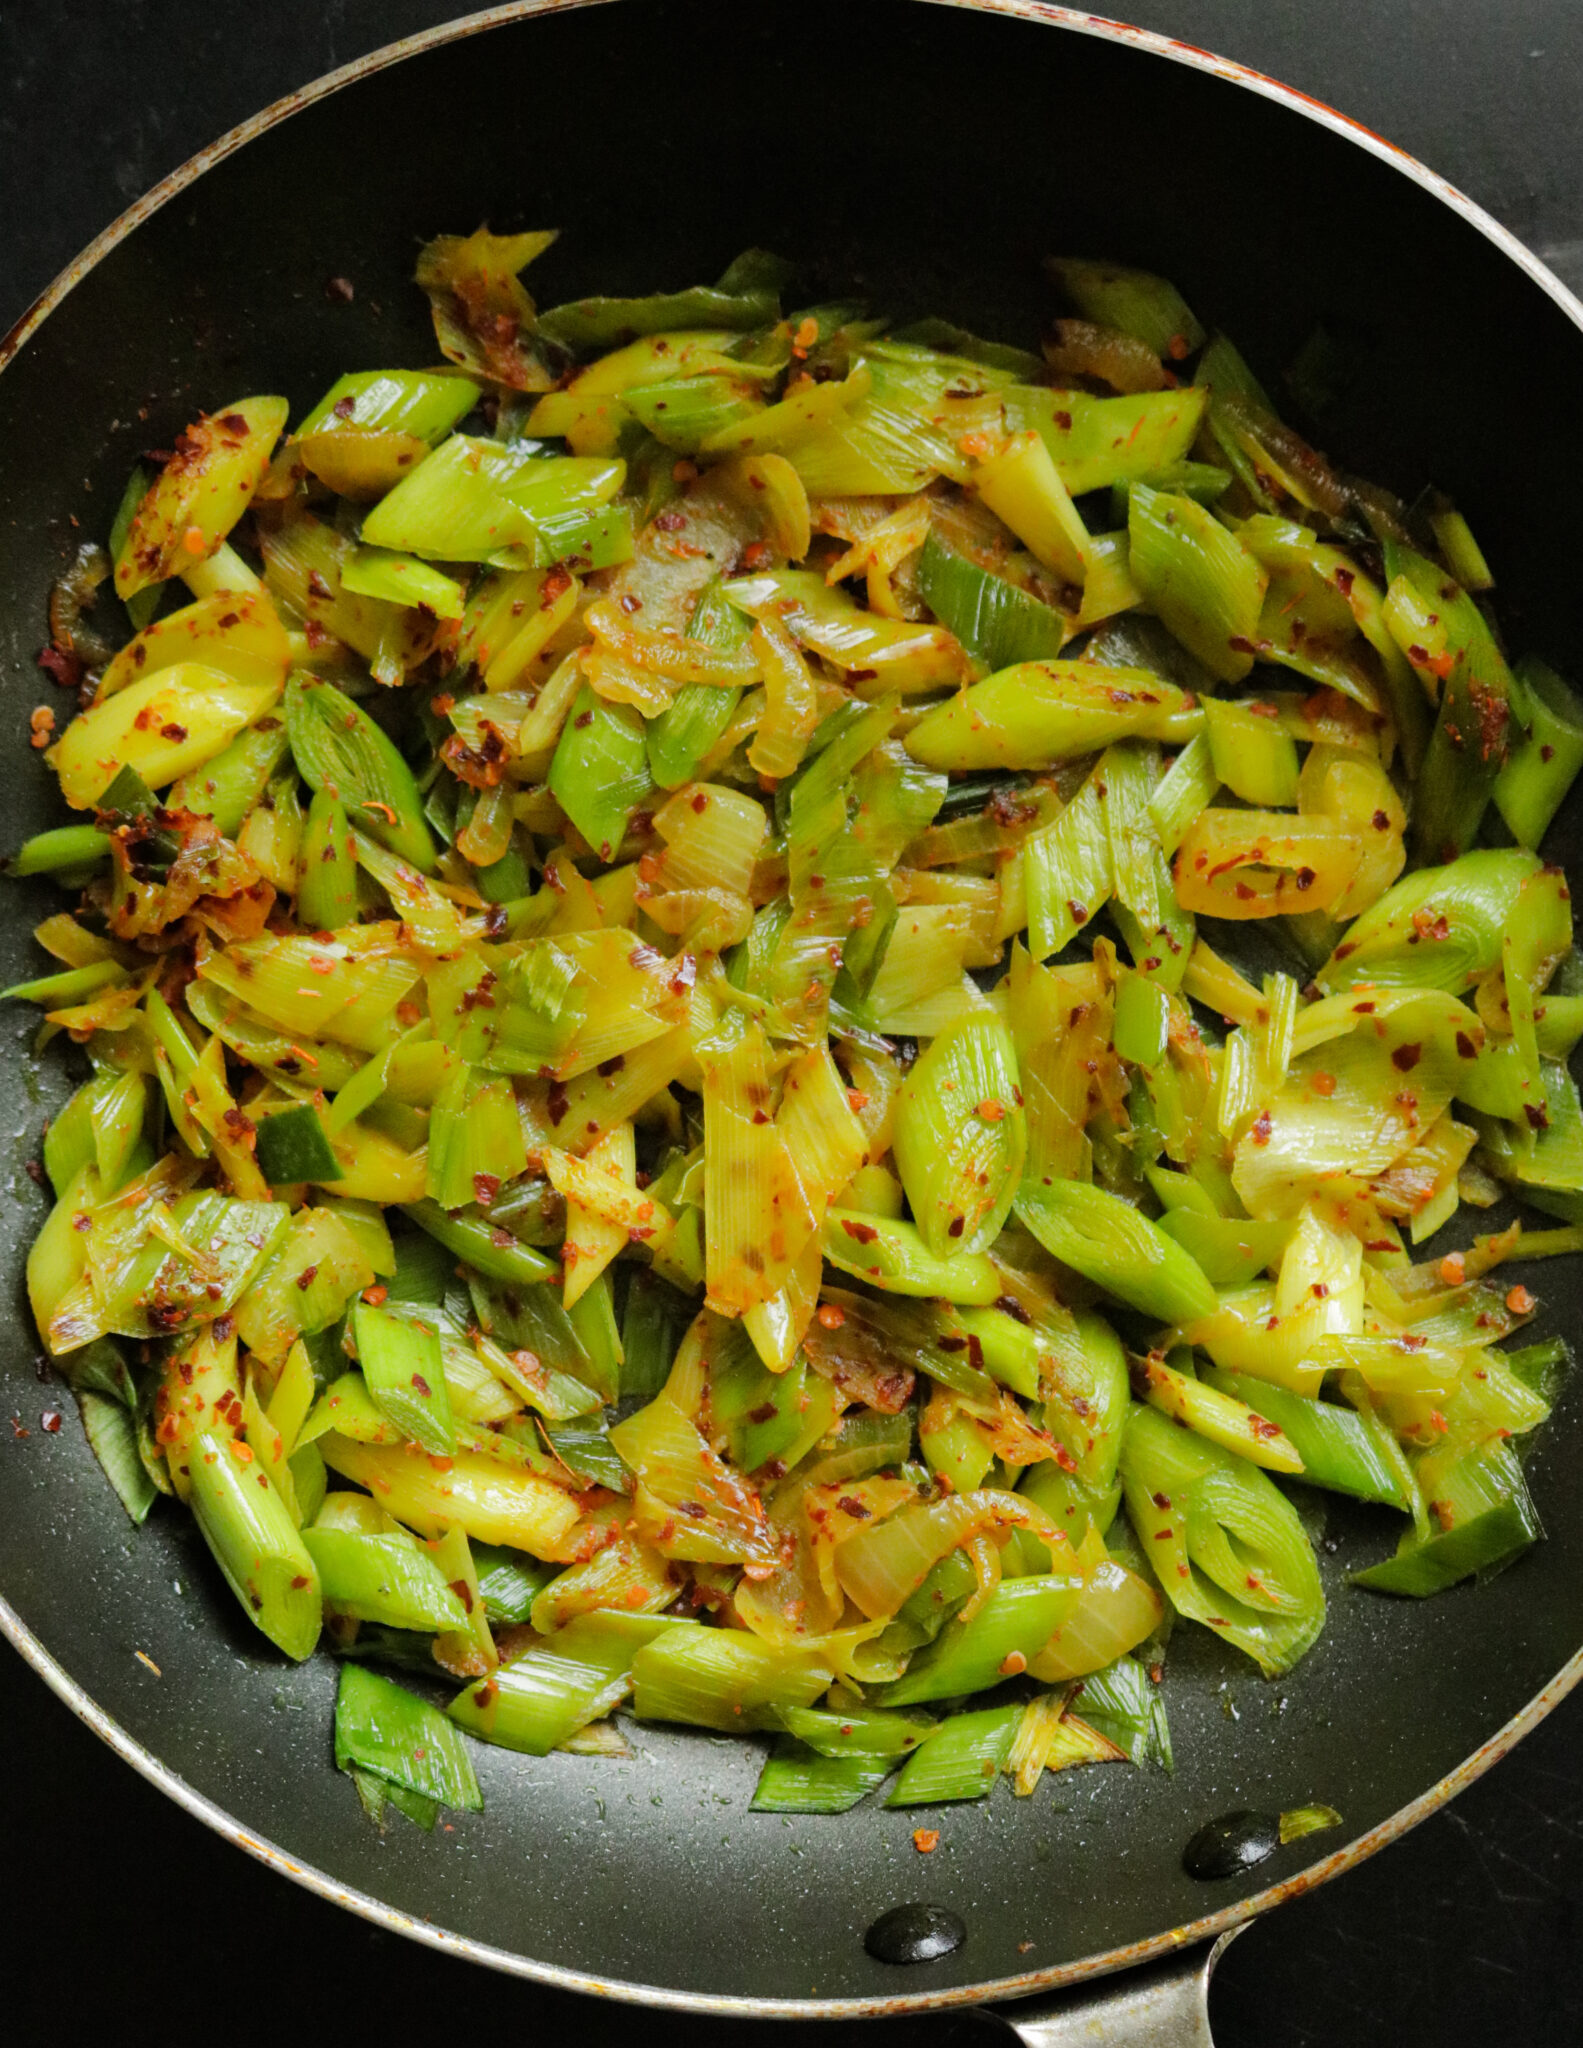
2, 4, 1581, 2040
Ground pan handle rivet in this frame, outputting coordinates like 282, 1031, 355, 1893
864, 1903, 967, 1964
1182, 1809, 1282, 1881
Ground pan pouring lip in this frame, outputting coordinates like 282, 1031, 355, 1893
3, 0, 1583, 2018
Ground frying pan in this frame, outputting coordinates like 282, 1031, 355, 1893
3, 2, 1582, 2036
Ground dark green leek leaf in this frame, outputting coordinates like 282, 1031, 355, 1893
255, 1105, 342, 1186
335, 1661, 482, 1812
78, 1391, 159, 1524
548, 685, 652, 862
286, 676, 437, 874
538, 252, 791, 355
751, 1739, 893, 1814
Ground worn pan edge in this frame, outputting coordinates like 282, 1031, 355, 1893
3, 0, 1583, 2018
7, 1595, 1580, 2017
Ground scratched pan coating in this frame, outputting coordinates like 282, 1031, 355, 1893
1, 0, 1581, 2017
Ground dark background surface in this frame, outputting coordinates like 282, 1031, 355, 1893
1, 3, 1581, 2040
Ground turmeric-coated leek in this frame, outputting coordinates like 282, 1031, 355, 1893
8, 229, 1576, 1831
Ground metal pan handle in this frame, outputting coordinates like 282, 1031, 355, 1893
985, 1926, 1246, 2048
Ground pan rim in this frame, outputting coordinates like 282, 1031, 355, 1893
8, 1595, 1582, 2017
3, 0, 1583, 2018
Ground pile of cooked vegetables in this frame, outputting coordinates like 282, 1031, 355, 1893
8, 230, 1581, 1829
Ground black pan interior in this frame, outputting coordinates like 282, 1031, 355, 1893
1, 0, 1581, 2011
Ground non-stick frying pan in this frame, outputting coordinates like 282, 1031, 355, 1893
3, 3, 1582, 2035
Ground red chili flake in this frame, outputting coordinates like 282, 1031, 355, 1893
1227, 635, 1257, 655
529, 564, 573, 610
28, 705, 56, 749
1505, 1284, 1536, 1315
913, 1828, 941, 1854
222, 1107, 257, 1148
36, 645, 81, 691
295, 1263, 320, 1292
998, 1651, 1028, 1678
977, 1097, 1006, 1122
1310, 1071, 1336, 1098
1391, 1043, 1422, 1072
473, 1172, 501, 1207
1250, 1109, 1273, 1147
947, 1216, 965, 1238
841, 1218, 878, 1244
362, 1284, 388, 1306
547, 1080, 569, 1126
411, 1374, 433, 1398
40, 1409, 62, 1433
1525, 1103, 1550, 1132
